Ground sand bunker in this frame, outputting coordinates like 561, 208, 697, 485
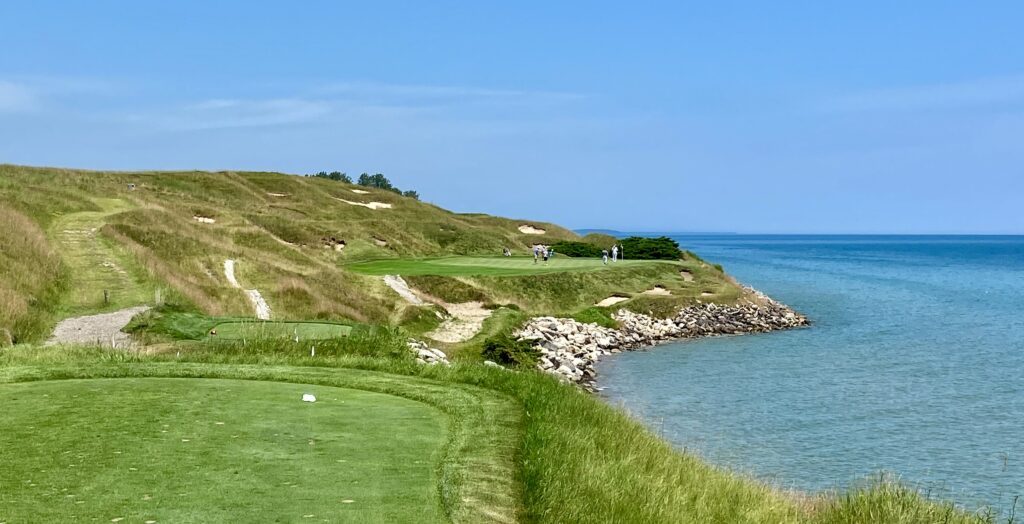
427, 302, 492, 343
351, 189, 370, 194
266, 192, 288, 197
700, 291, 715, 297
679, 270, 694, 282
596, 296, 629, 307
518, 224, 546, 235
193, 216, 216, 224
335, 198, 393, 210
643, 286, 672, 296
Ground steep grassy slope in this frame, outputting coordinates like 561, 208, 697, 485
0, 206, 67, 343
0, 164, 585, 341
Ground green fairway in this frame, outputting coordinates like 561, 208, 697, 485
210, 321, 353, 340
0, 378, 448, 523
49, 198, 157, 315
346, 256, 663, 276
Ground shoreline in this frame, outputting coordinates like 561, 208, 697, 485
515, 287, 809, 392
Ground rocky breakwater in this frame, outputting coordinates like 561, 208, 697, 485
517, 297, 808, 391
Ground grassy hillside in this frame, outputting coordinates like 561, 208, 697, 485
0, 164, 585, 342
0, 164, 741, 343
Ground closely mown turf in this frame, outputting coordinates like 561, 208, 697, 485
48, 198, 159, 315
345, 255, 659, 276
209, 321, 352, 340
1, 346, 1002, 524
0, 355, 522, 524
0, 378, 448, 522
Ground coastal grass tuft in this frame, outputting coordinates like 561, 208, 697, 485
0, 205, 69, 343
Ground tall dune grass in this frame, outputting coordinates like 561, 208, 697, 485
0, 206, 67, 342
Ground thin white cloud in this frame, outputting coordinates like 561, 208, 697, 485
314, 81, 586, 102
0, 81, 39, 112
158, 97, 335, 130
143, 80, 587, 130
823, 75, 1024, 113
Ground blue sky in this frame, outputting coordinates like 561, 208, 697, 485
1, 1, 1022, 233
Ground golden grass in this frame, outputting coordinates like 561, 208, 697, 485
0, 206, 67, 342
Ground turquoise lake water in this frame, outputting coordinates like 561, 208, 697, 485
598, 235, 1024, 512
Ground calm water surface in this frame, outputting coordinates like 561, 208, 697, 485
599, 235, 1024, 512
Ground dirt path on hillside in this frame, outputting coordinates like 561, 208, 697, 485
46, 306, 150, 347
383, 275, 424, 305
224, 259, 271, 319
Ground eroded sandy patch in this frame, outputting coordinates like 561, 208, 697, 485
427, 302, 492, 343
596, 296, 629, 307
193, 216, 216, 224
383, 275, 423, 305
642, 286, 672, 296
518, 224, 546, 235
334, 198, 393, 210
224, 259, 271, 320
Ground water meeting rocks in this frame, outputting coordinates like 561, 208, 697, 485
516, 292, 808, 391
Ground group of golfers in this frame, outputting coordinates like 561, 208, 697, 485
501, 244, 623, 265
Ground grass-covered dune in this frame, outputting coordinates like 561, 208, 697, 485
0, 164, 580, 342
0, 345, 1000, 524
0, 164, 742, 344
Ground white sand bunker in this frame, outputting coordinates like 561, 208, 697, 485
596, 296, 629, 307
427, 302, 492, 344
643, 286, 672, 296
383, 276, 491, 342
700, 291, 715, 297
335, 198, 393, 210
383, 275, 423, 305
518, 224, 546, 235
224, 259, 271, 320
351, 189, 370, 194
266, 192, 288, 197
679, 270, 694, 282
193, 216, 216, 224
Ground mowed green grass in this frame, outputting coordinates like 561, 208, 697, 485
210, 321, 353, 341
49, 198, 158, 315
0, 378, 448, 523
346, 256, 664, 276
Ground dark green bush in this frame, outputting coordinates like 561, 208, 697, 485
549, 241, 603, 258
481, 334, 539, 367
620, 236, 682, 260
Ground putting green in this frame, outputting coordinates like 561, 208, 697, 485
0, 378, 447, 523
346, 255, 661, 276
209, 321, 352, 340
